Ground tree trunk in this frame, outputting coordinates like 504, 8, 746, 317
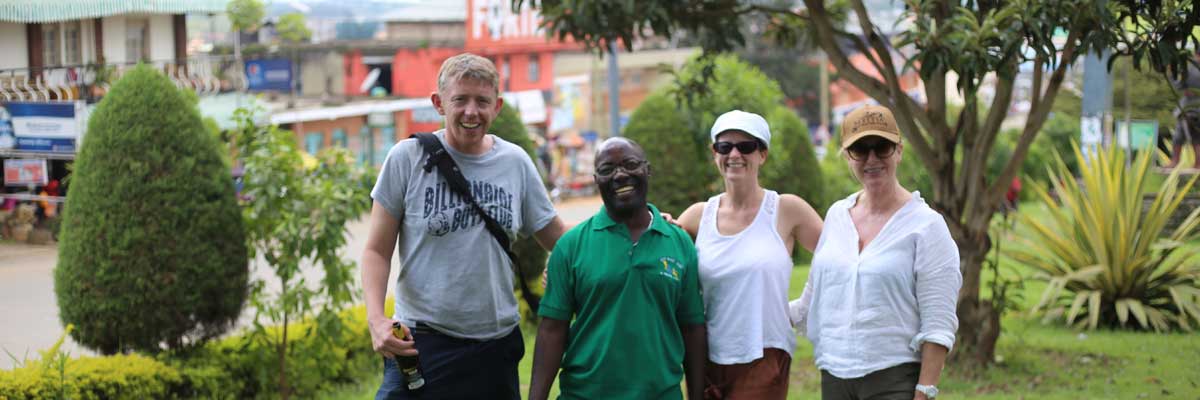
950, 225, 1001, 368
279, 307, 290, 399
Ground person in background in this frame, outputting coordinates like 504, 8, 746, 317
1167, 51, 1200, 169
791, 104, 962, 400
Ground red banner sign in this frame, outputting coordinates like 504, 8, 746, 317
4, 158, 48, 186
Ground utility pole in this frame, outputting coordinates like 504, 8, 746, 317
1081, 50, 1112, 155
819, 53, 829, 138
1080, 0, 1111, 157
608, 41, 621, 137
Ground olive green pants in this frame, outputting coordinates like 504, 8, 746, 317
820, 362, 920, 400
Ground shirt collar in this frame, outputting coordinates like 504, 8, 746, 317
592, 203, 669, 235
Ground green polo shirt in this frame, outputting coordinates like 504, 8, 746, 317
539, 203, 705, 400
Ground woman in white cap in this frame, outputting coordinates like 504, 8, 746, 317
789, 104, 961, 400
674, 109, 823, 399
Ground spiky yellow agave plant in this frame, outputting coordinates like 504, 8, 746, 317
1009, 144, 1200, 332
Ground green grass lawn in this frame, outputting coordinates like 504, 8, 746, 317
324, 209, 1200, 399
323, 261, 1199, 399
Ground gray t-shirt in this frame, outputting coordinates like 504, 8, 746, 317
371, 130, 556, 340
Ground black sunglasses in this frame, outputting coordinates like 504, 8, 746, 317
712, 141, 762, 155
846, 141, 897, 161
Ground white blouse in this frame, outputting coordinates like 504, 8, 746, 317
789, 191, 962, 379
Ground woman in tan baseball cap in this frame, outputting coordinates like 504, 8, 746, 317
789, 104, 962, 400
673, 109, 824, 399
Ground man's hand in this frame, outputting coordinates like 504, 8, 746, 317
914, 391, 928, 400
369, 316, 418, 358
660, 212, 680, 226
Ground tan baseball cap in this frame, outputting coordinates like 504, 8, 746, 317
841, 105, 901, 150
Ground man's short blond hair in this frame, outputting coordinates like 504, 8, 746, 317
437, 53, 500, 95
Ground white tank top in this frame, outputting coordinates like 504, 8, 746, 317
697, 190, 796, 364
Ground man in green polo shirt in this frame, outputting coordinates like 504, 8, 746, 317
529, 137, 707, 400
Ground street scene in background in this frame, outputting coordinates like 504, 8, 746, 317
2, 0, 1200, 399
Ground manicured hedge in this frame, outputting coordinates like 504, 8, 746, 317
0, 306, 377, 399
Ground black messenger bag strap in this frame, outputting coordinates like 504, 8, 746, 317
412, 133, 540, 311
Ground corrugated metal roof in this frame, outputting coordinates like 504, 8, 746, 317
0, 0, 227, 23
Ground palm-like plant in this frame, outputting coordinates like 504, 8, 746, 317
1009, 144, 1200, 332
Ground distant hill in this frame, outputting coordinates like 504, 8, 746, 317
266, 0, 459, 20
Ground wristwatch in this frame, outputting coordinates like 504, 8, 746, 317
915, 384, 938, 398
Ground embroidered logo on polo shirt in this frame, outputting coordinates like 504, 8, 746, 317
659, 257, 682, 282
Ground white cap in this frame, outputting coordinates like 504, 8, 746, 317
709, 110, 771, 148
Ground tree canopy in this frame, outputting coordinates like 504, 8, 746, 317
226, 0, 265, 32
276, 12, 312, 43
519, 0, 1200, 366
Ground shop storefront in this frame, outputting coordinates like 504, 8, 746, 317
0, 100, 89, 243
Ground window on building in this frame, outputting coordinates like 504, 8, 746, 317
40, 21, 85, 67
126, 18, 149, 62
41, 24, 60, 67
63, 21, 82, 65
305, 132, 323, 155
376, 127, 394, 165
359, 126, 373, 165
332, 129, 348, 148
501, 57, 510, 91
528, 55, 540, 83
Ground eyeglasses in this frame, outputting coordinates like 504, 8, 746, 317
712, 141, 761, 155
846, 141, 897, 161
595, 159, 647, 177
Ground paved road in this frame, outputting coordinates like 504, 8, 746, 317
0, 195, 603, 369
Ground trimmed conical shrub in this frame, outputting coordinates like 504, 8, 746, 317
624, 91, 719, 216
55, 65, 248, 354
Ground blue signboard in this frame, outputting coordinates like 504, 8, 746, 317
15, 137, 75, 152
0, 104, 12, 149
245, 59, 293, 92
6, 101, 81, 139
0, 104, 13, 137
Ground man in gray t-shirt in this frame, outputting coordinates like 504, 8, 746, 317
362, 53, 565, 400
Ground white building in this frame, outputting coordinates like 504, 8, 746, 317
0, 0, 228, 101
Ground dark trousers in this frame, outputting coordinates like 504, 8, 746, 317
376, 325, 524, 400
820, 362, 920, 400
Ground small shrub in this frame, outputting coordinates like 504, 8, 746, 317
1010, 145, 1200, 332
0, 307, 378, 399
0, 327, 181, 400
54, 64, 248, 354
761, 106, 823, 208
624, 91, 718, 216
627, 54, 821, 217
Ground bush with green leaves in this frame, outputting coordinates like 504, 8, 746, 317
54, 64, 248, 354
229, 107, 373, 399
1009, 145, 1200, 332
0, 307, 378, 399
625, 53, 822, 216
490, 103, 550, 319
623, 91, 718, 216
761, 106, 824, 208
